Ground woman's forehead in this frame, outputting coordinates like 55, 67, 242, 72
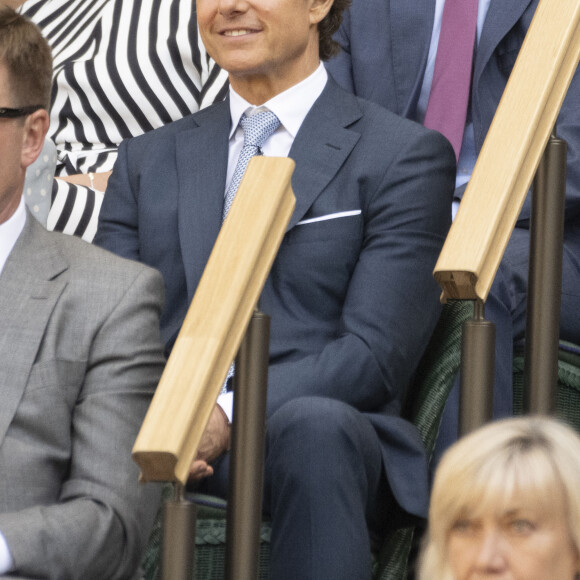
453, 465, 567, 521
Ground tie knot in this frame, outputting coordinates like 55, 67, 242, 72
240, 110, 280, 149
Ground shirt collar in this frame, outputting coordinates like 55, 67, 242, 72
0, 197, 27, 277
228, 63, 328, 140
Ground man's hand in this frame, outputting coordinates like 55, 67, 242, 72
189, 459, 214, 480
188, 404, 231, 482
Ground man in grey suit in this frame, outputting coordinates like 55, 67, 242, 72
0, 7, 166, 578
95, 0, 456, 577
326, 0, 580, 445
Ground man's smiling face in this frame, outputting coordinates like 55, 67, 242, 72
197, 0, 331, 102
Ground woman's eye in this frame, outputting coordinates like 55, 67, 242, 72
451, 519, 475, 534
509, 519, 535, 534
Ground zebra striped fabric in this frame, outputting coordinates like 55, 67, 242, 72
20, 0, 229, 240
48, 180, 104, 242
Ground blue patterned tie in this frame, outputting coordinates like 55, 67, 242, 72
220, 110, 280, 394
222, 110, 281, 220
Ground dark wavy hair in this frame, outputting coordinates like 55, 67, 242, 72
0, 4, 52, 109
318, 0, 351, 61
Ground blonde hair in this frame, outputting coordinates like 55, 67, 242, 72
418, 417, 580, 580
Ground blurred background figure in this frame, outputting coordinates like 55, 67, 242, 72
17, 0, 229, 240
21, 135, 56, 225
419, 417, 580, 580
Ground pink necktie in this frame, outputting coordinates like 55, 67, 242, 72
424, 0, 478, 160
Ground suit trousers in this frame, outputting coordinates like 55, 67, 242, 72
198, 396, 393, 580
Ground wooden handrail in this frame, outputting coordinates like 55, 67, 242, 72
434, 0, 580, 302
132, 156, 296, 485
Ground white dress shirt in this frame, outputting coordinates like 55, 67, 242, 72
217, 63, 328, 420
0, 197, 26, 276
0, 534, 12, 574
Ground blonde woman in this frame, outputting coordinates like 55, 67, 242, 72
419, 417, 580, 580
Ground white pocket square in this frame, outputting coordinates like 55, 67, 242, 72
296, 210, 362, 226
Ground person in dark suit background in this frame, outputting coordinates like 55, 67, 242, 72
326, 0, 580, 446
0, 6, 166, 577
95, 0, 456, 577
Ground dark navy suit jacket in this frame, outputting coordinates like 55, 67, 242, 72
95, 77, 456, 518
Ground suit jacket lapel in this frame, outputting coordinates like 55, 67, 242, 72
475, 0, 535, 84
176, 101, 231, 302
287, 78, 362, 230
175, 85, 362, 285
174, 81, 363, 286
0, 214, 67, 446
390, 0, 436, 117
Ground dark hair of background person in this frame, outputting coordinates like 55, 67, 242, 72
0, 4, 52, 110
319, 0, 351, 61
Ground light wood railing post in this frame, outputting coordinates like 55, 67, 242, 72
132, 157, 296, 579
433, 0, 580, 427
434, 0, 580, 304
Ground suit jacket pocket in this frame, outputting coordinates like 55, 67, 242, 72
284, 213, 363, 244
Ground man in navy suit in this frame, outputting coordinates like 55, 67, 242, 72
326, 0, 580, 445
95, 0, 456, 576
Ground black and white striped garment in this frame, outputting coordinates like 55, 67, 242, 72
47, 180, 104, 242
21, 0, 229, 240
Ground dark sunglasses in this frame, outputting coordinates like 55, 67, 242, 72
0, 105, 44, 118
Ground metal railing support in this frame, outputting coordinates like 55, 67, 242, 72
459, 300, 495, 435
161, 483, 197, 580
524, 129, 567, 414
225, 310, 270, 580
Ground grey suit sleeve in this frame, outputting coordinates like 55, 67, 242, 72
0, 267, 166, 580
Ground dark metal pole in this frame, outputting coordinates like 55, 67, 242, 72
524, 129, 567, 414
225, 310, 270, 580
161, 483, 197, 580
459, 299, 495, 435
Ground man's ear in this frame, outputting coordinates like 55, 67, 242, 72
21, 108, 49, 169
309, 0, 334, 25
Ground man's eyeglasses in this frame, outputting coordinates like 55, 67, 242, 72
0, 105, 44, 119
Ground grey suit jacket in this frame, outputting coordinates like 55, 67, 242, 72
95, 77, 456, 518
0, 213, 165, 579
